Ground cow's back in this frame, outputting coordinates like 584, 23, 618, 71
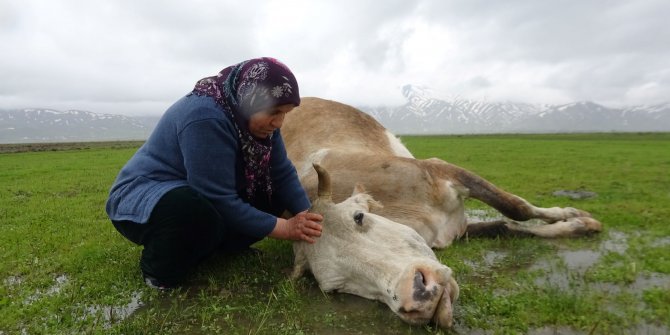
283, 97, 396, 163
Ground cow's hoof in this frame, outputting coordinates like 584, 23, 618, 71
582, 217, 602, 233
572, 216, 603, 236
565, 207, 593, 219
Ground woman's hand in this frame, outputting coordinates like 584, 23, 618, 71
270, 211, 323, 243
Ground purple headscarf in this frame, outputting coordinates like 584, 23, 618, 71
192, 57, 300, 201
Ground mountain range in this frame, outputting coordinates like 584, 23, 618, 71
0, 109, 153, 143
1, 86, 669, 143
362, 85, 670, 134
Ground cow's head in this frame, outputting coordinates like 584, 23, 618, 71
292, 164, 459, 328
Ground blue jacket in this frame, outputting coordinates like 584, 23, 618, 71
105, 93, 311, 238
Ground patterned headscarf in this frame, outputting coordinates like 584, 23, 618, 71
192, 57, 300, 201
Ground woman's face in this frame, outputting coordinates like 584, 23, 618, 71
248, 103, 295, 139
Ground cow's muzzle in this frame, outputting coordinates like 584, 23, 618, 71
396, 266, 459, 328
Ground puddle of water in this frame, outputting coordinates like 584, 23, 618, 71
534, 255, 670, 296
527, 323, 667, 335
594, 272, 670, 294
260, 278, 479, 334
80, 291, 144, 329
300, 283, 414, 333
463, 259, 478, 270
449, 326, 493, 335
528, 325, 588, 335
12, 190, 33, 200
541, 230, 629, 276
47, 274, 68, 294
466, 209, 504, 222
0, 330, 30, 335
634, 323, 670, 335
530, 261, 567, 290
602, 230, 628, 254
531, 229, 670, 298
559, 249, 600, 273
3, 275, 23, 286
552, 189, 598, 200
652, 236, 670, 247
631, 273, 670, 291
465, 208, 546, 226
11, 272, 143, 329
456, 250, 509, 272
483, 250, 507, 267
24, 274, 69, 305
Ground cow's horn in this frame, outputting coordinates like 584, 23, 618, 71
313, 163, 332, 200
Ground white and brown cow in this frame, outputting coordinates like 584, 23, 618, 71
282, 97, 602, 249
292, 163, 459, 327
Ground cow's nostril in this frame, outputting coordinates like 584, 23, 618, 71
414, 270, 426, 288
413, 270, 437, 302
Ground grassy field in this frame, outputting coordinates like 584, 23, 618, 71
1, 133, 668, 334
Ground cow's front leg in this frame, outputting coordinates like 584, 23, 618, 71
290, 244, 309, 279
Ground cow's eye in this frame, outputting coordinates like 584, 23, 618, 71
354, 211, 364, 225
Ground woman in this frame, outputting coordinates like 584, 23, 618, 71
106, 57, 323, 289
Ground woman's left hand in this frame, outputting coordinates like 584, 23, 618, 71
270, 211, 323, 243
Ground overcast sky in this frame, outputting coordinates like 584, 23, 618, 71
1, 0, 669, 115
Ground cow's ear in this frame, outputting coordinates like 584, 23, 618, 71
365, 196, 383, 211
350, 184, 383, 211
351, 193, 384, 211
352, 183, 367, 196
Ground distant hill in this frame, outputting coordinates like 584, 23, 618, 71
2, 88, 669, 143
0, 109, 159, 143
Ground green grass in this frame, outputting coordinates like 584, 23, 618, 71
1, 134, 669, 334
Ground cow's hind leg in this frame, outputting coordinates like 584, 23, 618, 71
466, 217, 602, 239
426, 160, 603, 237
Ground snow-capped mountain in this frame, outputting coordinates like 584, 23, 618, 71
1, 86, 668, 143
0, 108, 154, 143
361, 85, 670, 134
510, 101, 670, 133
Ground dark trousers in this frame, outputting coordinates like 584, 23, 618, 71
112, 186, 269, 286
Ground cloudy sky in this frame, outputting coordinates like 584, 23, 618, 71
1, 0, 668, 115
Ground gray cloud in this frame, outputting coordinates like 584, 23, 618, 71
1, 0, 668, 115
411, 0, 670, 105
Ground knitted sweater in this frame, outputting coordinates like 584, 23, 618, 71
105, 93, 311, 238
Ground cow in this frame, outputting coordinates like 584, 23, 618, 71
282, 97, 602, 249
291, 163, 459, 327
